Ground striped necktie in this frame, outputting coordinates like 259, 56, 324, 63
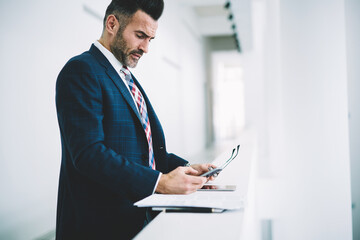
120, 66, 156, 170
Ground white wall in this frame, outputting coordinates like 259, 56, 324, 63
0, 0, 207, 238
256, 0, 353, 239
0, 0, 100, 238
345, 0, 360, 239
278, 1, 352, 239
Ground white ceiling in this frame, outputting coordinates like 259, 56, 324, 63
179, 0, 253, 51
194, 5, 228, 18
180, 0, 233, 36
180, 0, 227, 7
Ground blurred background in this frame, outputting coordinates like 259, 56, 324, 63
0, 0, 359, 239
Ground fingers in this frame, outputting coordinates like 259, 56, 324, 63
196, 164, 209, 172
183, 166, 198, 175
159, 167, 207, 194
201, 164, 216, 173
205, 164, 218, 179
177, 164, 218, 192
201, 164, 218, 173
206, 175, 216, 182
189, 164, 218, 176
211, 164, 218, 169
181, 168, 207, 193
185, 176, 207, 194
207, 163, 217, 170
188, 175, 207, 186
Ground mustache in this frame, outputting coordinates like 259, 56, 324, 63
129, 50, 144, 56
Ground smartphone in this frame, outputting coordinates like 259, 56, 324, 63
200, 167, 222, 177
200, 144, 240, 178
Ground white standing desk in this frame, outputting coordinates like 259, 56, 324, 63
134, 138, 258, 240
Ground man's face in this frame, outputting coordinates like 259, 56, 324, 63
110, 10, 158, 68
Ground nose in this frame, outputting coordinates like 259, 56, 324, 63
139, 39, 149, 53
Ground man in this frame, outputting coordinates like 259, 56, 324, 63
55, 0, 215, 239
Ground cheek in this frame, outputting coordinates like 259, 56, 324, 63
125, 36, 141, 50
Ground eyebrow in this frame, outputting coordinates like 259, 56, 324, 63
135, 30, 155, 40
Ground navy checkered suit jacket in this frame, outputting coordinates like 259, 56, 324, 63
55, 44, 187, 239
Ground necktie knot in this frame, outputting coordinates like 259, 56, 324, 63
121, 65, 129, 73
120, 66, 132, 83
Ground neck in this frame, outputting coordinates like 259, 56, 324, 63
98, 38, 111, 52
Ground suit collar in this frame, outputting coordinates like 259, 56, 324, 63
89, 44, 110, 69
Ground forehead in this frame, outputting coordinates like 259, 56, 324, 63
126, 10, 158, 37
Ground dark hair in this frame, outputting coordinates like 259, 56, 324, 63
103, 0, 164, 26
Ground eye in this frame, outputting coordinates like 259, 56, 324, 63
136, 34, 146, 39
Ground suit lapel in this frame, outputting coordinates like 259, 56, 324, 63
88, 45, 143, 125
106, 66, 143, 125
88, 44, 165, 167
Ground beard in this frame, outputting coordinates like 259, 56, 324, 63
110, 30, 143, 68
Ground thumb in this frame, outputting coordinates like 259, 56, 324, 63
183, 166, 199, 175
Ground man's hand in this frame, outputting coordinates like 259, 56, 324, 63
155, 167, 207, 194
189, 163, 218, 182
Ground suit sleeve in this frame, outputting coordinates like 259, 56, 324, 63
56, 59, 160, 201
166, 153, 188, 171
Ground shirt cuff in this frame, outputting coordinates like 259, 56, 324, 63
152, 172, 162, 194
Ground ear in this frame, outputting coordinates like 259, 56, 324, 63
105, 15, 118, 36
